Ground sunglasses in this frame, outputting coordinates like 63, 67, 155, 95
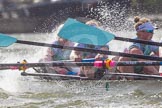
139, 30, 154, 33
145, 30, 154, 33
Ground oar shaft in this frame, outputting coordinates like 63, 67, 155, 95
0, 66, 12, 70
22, 71, 162, 80
21, 72, 88, 80
22, 72, 162, 80
18, 34, 162, 47
116, 61, 162, 66
107, 73, 162, 79
1, 61, 162, 69
115, 36, 162, 46
0, 62, 94, 68
16, 40, 162, 61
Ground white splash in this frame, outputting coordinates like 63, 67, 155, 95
0, 70, 20, 93
88, 1, 133, 32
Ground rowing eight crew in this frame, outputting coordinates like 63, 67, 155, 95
37, 16, 161, 80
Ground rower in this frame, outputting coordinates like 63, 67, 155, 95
117, 16, 159, 76
35, 24, 77, 80
70, 19, 109, 79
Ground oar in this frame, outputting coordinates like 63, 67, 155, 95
106, 73, 162, 80
2, 61, 162, 69
58, 18, 162, 46
21, 72, 162, 80
21, 72, 88, 80
0, 58, 95, 70
1, 33, 162, 61
0, 62, 94, 68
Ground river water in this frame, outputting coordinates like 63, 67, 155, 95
0, 27, 162, 108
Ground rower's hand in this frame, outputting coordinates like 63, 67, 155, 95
95, 54, 108, 60
70, 50, 82, 62
58, 68, 69, 74
74, 58, 82, 62
46, 48, 54, 57
95, 54, 102, 60
58, 68, 78, 75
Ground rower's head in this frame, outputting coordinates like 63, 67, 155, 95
134, 16, 155, 40
86, 19, 100, 27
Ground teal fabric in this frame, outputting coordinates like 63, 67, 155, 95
131, 58, 144, 74
0, 33, 17, 47
51, 41, 72, 61
129, 43, 159, 55
129, 37, 159, 55
129, 37, 159, 74
75, 43, 101, 58
58, 18, 115, 46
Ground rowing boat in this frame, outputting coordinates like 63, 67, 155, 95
1, 18, 162, 80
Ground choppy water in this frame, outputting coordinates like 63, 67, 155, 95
0, 29, 162, 108
1, 80, 162, 108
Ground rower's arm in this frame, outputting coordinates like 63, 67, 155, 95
70, 50, 82, 61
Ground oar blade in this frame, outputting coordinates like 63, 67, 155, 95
0, 33, 17, 47
58, 18, 115, 46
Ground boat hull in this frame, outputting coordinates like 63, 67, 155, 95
21, 71, 162, 80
